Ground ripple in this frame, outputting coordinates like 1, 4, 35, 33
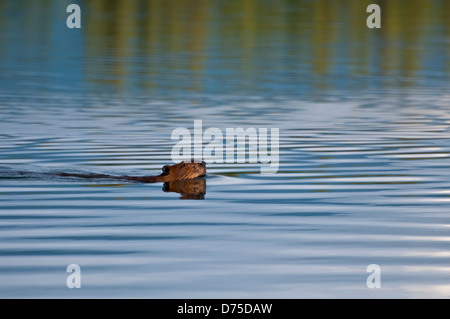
1, 0, 450, 297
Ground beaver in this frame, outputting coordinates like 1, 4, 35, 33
57, 161, 206, 183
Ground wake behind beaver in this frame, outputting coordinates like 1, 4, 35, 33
56, 161, 206, 183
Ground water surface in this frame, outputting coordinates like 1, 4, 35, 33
1, 0, 450, 298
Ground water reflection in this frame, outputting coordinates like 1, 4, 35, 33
163, 179, 206, 200
0, 0, 449, 98
1, 0, 450, 299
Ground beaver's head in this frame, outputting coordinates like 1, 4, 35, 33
161, 160, 206, 182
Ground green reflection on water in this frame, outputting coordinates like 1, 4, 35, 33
0, 0, 449, 97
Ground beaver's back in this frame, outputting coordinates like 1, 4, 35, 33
127, 161, 206, 183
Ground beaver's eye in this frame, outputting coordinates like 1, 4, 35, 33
183, 163, 186, 167
162, 165, 170, 174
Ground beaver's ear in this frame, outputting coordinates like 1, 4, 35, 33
162, 165, 170, 174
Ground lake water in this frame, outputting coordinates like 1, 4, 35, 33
1, 0, 450, 298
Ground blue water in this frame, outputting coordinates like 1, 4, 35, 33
1, 0, 450, 298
